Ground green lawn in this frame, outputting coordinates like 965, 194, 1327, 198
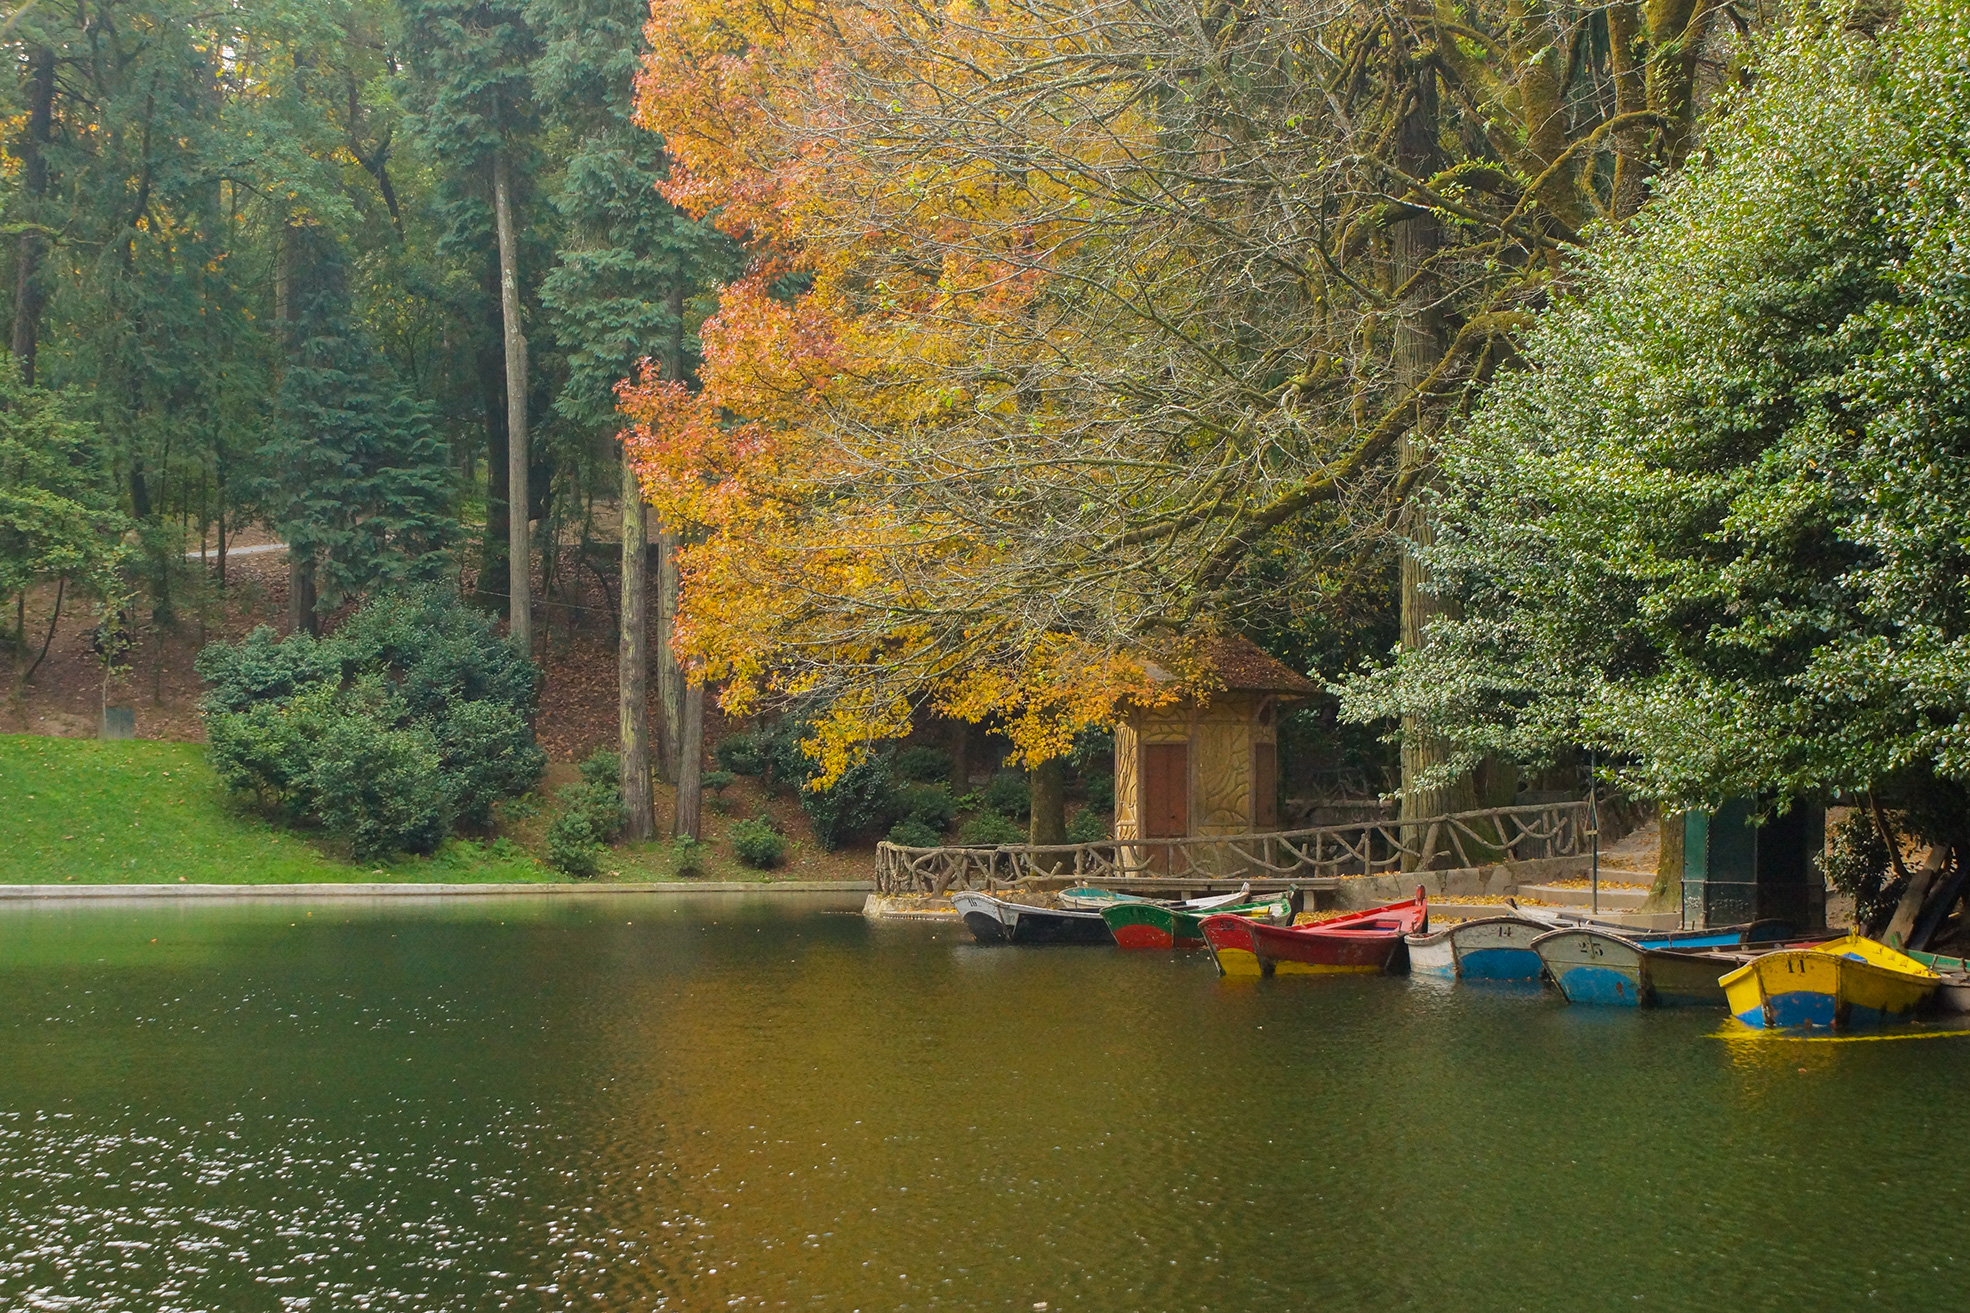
0, 735, 557, 884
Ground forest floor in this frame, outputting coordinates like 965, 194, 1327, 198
0, 531, 875, 885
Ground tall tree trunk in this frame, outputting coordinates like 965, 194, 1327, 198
1029, 758, 1066, 848
655, 527, 683, 781
1392, 55, 1474, 864
288, 555, 318, 636
947, 719, 970, 791
619, 460, 655, 840
478, 336, 510, 606
652, 279, 688, 781
674, 678, 705, 840
493, 151, 531, 655
11, 46, 53, 386
273, 219, 317, 636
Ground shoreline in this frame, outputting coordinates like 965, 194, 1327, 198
0, 880, 874, 900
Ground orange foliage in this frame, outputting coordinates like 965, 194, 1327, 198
625, 0, 1188, 782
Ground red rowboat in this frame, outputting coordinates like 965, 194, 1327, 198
1201, 888, 1427, 978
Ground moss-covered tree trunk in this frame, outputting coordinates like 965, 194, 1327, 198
674, 678, 704, 839
1391, 56, 1474, 864
1029, 757, 1066, 853
619, 460, 654, 841
493, 149, 531, 656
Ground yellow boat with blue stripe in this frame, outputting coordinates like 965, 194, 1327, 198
1720, 931, 1941, 1031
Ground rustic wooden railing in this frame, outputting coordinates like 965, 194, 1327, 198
873, 799, 1599, 896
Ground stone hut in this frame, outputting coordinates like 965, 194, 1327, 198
1113, 636, 1319, 844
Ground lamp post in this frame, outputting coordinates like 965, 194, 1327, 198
1587, 749, 1600, 917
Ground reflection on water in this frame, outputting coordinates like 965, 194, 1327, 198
3, 894, 1968, 1311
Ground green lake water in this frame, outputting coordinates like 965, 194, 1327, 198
2, 894, 1966, 1312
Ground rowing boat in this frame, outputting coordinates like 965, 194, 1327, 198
1904, 949, 1970, 1013
1056, 884, 1251, 912
1101, 893, 1294, 950
952, 892, 1113, 945
1720, 931, 1940, 1030
1200, 889, 1427, 978
1532, 925, 1775, 1007
1405, 915, 1549, 981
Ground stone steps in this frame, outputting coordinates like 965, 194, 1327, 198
1520, 882, 1652, 911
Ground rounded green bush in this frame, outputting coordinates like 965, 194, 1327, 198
981, 771, 1030, 819
731, 817, 788, 869
886, 818, 943, 849
958, 809, 1024, 846
1065, 808, 1110, 844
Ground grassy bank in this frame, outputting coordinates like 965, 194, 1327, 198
0, 735, 554, 884
0, 734, 875, 885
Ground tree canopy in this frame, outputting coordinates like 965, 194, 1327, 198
1340, 0, 1970, 834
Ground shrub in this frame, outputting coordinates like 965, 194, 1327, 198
1066, 808, 1110, 844
896, 782, 957, 830
577, 750, 619, 787
981, 771, 1031, 819
714, 733, 764, 775
669, 835, 709, 878
958, 809, 1024, 846
1083, 772, 1115, 810
1826, 810, 1904, 931
198, 588, 545, 858
886, 818, 944, 848
544, 774, 627, 878
800, 753, 900, 850
893, 745, 954, 783
308, 713, 452, 860
545, 814, 603, 878
702, 769, 736, 793
731, 817, 788, 869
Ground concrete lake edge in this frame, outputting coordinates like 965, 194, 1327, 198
0, 880, 875, 900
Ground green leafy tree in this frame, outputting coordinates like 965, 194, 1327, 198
0, 368, 129, 681
1341, 1, 1970, 852
266, 225, 458, 621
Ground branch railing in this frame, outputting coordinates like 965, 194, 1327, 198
873, 800, 1599, 896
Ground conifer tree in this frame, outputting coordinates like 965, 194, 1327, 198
402, 0, 542, 653
266, 226, 458, 627
531, 0, 735, 835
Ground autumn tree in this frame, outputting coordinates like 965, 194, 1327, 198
628, 0, 1747, 811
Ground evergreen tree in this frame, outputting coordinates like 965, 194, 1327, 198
530, 0, 737, 832
267, 225, 458, 624
401, 0, 543, 649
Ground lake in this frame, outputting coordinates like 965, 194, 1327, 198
2, 894, 1965, 1311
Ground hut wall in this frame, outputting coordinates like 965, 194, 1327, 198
1116, 693, 1280, 840
1114, 720, 1141, 841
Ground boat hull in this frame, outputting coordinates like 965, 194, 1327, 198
952, 893, 1113, 946
1904, 950, 1970, 1013
1721, 937, 1939, 1030
1099, 896, 1293, 950
1202, 894, 1426, 978
1405, 928, 1458, 978
1450, 918, 1548, 981
1536, 929, 1646, 1006
1641, 948, 1740, 1007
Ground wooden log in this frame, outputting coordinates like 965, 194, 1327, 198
1883, 844, 1950, 948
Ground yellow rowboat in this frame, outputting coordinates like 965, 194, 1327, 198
1720, 931, 1941, 1031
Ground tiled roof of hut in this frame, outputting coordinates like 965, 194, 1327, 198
1143, 634, 1320, 696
